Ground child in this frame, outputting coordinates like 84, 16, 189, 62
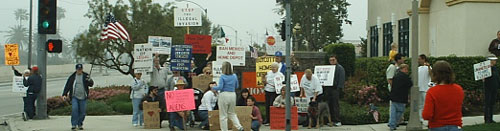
247, 96, 262, 131
389, 43, 398, 62
273, 87, 295, 108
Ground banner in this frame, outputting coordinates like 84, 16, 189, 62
270, 106, 299, 130
170, 45, 192, 71
256, 56, 275, 86
208, 106, 252, 131
242, 72, 265, 102
192, 75, 213, 91
314, 65, 336, 86
274, 75, 284, 93
133, 44, 153, 73
185, 34, 212, 54
12, 76, 27, 93
4, 44, 20, 65
211, 61, 224, 84
216, 46, 245, 66
143, 102, 160, 129
474, 60, 492, 81
174, 8, 202, 27
290, 74, 300, 92
148, 36, 172, 54
165, 89, 195, 112
294, 97, 308, 113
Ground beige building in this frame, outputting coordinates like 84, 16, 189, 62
367, 0, 500, 57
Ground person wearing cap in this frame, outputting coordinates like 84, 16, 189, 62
168, 79, 188, 130
12, 66, 31, 120
274, 51, 287, 75
483, 55, 499, 123
62, 64, 94, 130
22, 66, 42, 120
130, 71, 148, 127
488, 30, 500, 56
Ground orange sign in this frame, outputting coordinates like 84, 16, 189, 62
242, 72, 265, 102
4, 44, 20, 65
267, 36, 275, 45
270, 106, 299, 130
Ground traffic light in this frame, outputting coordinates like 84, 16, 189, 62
38, 0, 57, 34
280, 20, 286, 41
46, 39, 62, 53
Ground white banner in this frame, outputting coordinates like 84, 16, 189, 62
291, 74, 300, 92
133, 44, 153, 73
174, 8, 202, 27
294, 97, 308, 113
148, 36, 172, 54
216, 46, 245, 66
212, 61, 223, 84
314, 65, 336, 86
474, 60, 492, 81
12, 76, 27, 93
274, 75, 284, 94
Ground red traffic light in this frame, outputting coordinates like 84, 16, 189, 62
46, 39, 62, 53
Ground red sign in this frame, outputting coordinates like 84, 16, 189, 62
185, 34, 212, 54
165, 89, 195, 112
242, 72, 265, 102
270, 106, 299, 130
267, 36, 275, 45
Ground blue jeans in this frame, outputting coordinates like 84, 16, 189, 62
429, 125, 462, 131
132, 98, 144, 125
169, 112, 184, 130
388, 102, 406, 129
198, 110, 209, 128
252, 120, 261, 131
23, 93, 37, 119
71, 97, 87, 127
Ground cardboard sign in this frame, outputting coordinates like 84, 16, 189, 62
192, 75, 213, 91
12, 76, 27, 93
256, 56, 275, 86
274, 75, 284, 93
133, 44, 153, 73
143, 102, 160, 129
216, 46, 246, 66
170, 45, 192, 71
290, 74, 300, 92
185, 34, 212, 54
148, 36, 172, 54
314, 65, 336, 86
474, 60, 492, 81
270, 106, 299, 130
4, 44, 20, 65
174, 8, 202, 27
242, 72, 265, 102
208, 106, 252, 131
294, 97, 308, 113
165, 89, 195, 112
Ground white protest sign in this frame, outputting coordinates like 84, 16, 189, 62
212, 61, 223, 84
294, 97, 308, 113
174, 8, 202, 27
148, 36, 172, 54
12, 76, 27, 93
314, 65, 336, 86
474, 60, 492, 81
290, 74, 300, 92
133, 44, 153, 73
274, 75, 284, 94
216, 46, 245, 66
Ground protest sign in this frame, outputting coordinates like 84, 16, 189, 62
216, 46, 246, 66
165, 89, 195, 112
170, 45, 192, 71
294, 97, 308, 113
12, 76, 26, 93
290, 74, 300, 92
143, 102, 160, 129
185, 34, 212, 54
4, 44, 20, 65
174, 8, 202, 27
274, 75, 284, 93
270, 106, 299, 130
148, 36, 172, 54
314, 65, 336, 86
211, 61, 224, 84
208, 106, 252, 131
242, 72, 265, 102
192, 75, 213, 91
256, 56, 275, 86
133, 44, 153, 73
474, 60, 492, 81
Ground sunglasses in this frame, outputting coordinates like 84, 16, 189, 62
205, 72, 212, 74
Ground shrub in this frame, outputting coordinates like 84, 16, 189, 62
49, 105, 72, 116
323, 43, 356, 77
88, 87, 129, 101
47, 96, 70, 113
111, 101, 133, 115
106, 93, 130, 104
86, 100, 117, 115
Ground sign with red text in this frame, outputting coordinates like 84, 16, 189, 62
185, 34, 212, 54
174, 8, 202, 27
4, 44, 20, 65
474, 60, 492, 81
314, 65, 336, 86
165, 89, 195, 112
290, 74, 300, 92
270, 106, 299, 130
216, 46, 245, 66
274, 75, 284, 93
133, 44, 153, 73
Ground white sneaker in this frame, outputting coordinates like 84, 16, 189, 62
335, 122, 342, 126
133, 124, 138, 127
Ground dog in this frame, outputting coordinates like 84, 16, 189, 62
308, 101, 333, 129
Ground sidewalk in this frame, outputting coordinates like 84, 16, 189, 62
3, 114, 500, 131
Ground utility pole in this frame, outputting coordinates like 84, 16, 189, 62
35, 34, 48, 119
407, 0, 422, 130
28, 0, 33, 68
284, 0, 292, 130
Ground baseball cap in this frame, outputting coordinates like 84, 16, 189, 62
31, 66, 38, 71
488, 55, 498, 60
75, 64, 83, 69
275, 51, 283, 57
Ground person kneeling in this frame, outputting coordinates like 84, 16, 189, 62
247, 96, 262, 131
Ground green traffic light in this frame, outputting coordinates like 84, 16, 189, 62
42, 21, 49, 29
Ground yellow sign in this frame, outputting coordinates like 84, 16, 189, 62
4, 44, 20, 65
256, 56, 275, 86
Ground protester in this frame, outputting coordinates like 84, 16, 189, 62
247, 96, 262, 131
169, 79, 188, 131
211, 61, 244, 131
22, 66, 41, 120
273, 87, 295, 108
423, 61, 464, 130
198, 82, 218, 130
388, 64, 412, 131
140, 86, 163, 128
262, 62, 284, 125
488, 30, 500, 56
198, 67, 212, 77
150, 54, 169, 122
130, 72, 148, 127
236, 88, 251, 106
300, 69, 323, 103
62, 64, 94, 130
418, 54, 432, 122
167, 71, 189, 91
12, 66, 31, 121
274, 52, 287, 75
323, 55, 345, 126
483, 55, 499, 123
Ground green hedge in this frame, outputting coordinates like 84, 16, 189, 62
111, 101, 133, 115
339, 101, 409, 125
49, 100, 117, 116
324, 43, 356, 77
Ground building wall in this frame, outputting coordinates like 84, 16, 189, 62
464, 3, 500, 56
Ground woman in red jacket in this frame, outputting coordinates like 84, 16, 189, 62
423, 61, 464, 131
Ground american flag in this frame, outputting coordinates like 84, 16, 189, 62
100, 14, 131, 42
249, 45, 258, 58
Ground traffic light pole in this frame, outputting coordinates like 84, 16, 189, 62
28, 0, 33, 68
284, 0, 292, 130
35, 34, 48, 119
407, 0, 422, 130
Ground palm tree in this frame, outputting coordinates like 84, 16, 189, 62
5, 25, 28, 51
14, 9, 28, 26
57, 7, 66, 30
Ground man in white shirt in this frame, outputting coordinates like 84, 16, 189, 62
300, 69, 322, 103
418, 54, 432, 122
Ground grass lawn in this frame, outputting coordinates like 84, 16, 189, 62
462, 122, 500, 131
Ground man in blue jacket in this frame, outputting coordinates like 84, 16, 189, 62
62, 64, 94, 131
23, 66, 42, 120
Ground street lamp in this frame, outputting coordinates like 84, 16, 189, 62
175, 0, 208, 14
220, 25, 238, 46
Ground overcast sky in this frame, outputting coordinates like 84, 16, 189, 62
0, 0, 366, 46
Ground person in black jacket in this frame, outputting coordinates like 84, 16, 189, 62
388, 64, 412, 130
12, 66, 31, 121
62, 64, 94, 131
236, 88, 251, 106
22, 66, 42, 120
484, 55, 499, 123
140, 86, 164, 128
